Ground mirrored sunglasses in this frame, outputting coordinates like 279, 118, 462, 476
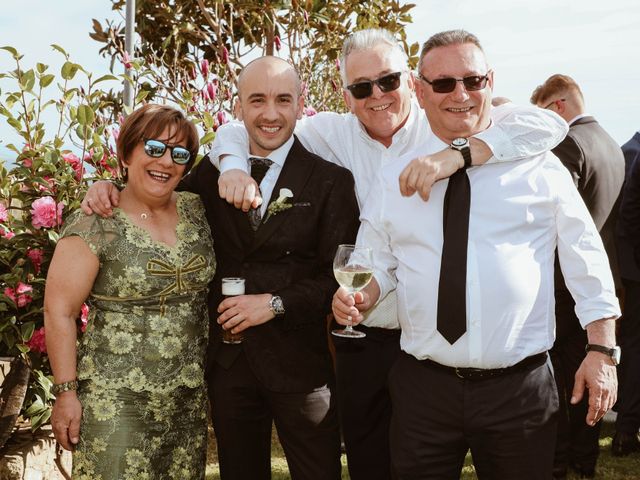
418, 72, 490, 94
346, 71, 403, 100
143, 139, 191, 165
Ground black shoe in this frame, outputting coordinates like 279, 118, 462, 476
611, 431, 640, 457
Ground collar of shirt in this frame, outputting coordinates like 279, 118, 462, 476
567, 113, 590, 126
247, 135, 295, 216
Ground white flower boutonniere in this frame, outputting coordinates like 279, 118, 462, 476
264, 188, 294, 223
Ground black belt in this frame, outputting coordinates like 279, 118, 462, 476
420, 352, 547, 380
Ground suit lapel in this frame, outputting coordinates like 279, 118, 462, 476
250, 137, 314, 253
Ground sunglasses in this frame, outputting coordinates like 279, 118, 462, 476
417, 72, 491, 94
346, 71, 403, 100
143, 139, 191, 165
543, 98, 566, 110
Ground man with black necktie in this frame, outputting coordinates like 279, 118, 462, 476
185, 56, 359, 479
333, 30, 621, 480
531, 74, 625, 478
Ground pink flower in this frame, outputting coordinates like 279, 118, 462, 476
200, 59, 209, 78
303, 10, 309, 23
4, 287, 16, 303
221, 46, 229, 65
16, 282, 32, 295
27, 327, 46, 354
274, 36, 282, 51
0, 203, 8, 222
335, 58, 340, 71
201, 87, 210, 102
1, 226, 15, 239
122, 51, 132, 69
80, 303, 89, 332
331, 79, 338, 92
217, 111, 228, 126
27, 248, 44, 274
30, 196, 64, 229
62, 152, 83, 181
189, 65, 197, 80
21, 158, 33, 168
207, 83, 217, 102
304, 106, 317, 117
17, 294, 32, 307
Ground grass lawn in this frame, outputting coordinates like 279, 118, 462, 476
205, 421, 640, 479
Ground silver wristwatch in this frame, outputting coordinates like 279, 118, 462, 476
450, 137, 472, 168
585, 344, 621, 366
269, 295, 285, 316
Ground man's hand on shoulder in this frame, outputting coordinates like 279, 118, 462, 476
572, 351, 618, 426
80, 180, 120, 217
218, 169, 262, 212
217, 293, 274, 333
399, 148, 462, 201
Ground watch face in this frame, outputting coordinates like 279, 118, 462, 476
452, 137, 467, 147
613, 346, 622, 365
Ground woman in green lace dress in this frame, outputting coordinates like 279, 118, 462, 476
44, 104, 215, 479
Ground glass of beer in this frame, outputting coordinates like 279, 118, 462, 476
331, 244, 373, 339
221, 277, 245, 344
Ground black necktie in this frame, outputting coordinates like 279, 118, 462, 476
248, 157, 273, 230
436, 168, 471, 344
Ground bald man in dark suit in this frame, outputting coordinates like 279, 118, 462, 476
532, 74, 625, 478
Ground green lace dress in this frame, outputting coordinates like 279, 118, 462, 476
60, 192, 216, 480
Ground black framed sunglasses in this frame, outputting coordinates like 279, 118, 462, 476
346, 71, 403, 99
143, 139, 191, 165
417, 72, 491, 94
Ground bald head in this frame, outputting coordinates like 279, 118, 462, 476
235, 56, 305, 156
237, 56, 302, 100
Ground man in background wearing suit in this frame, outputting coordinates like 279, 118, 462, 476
531, 74, 625, 478
615, 130, 640, 456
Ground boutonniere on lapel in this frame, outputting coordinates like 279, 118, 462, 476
263, 188, 294, 223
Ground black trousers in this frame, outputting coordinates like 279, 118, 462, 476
208, 349, 342, 480
551, 289, 601, 470
333, 325, 401, 480
389, 351, 558, 480
616, 278, 640, 434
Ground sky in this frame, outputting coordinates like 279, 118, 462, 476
1, 0, 639, 163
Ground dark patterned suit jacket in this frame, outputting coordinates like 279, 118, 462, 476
183, 136, 360, 393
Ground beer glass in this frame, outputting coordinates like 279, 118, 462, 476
221, 277, 245, 344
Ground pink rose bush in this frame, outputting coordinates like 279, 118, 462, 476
0, 203, 8, 222
27, 327, 47, 354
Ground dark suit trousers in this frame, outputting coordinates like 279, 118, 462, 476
551, 289, 601, 470
616, 278, 640, 434
389, 351, 558, 480
333, 325, 401, 480
208, 348, 342, 480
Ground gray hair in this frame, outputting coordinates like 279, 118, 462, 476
340, 28, 409, 86
417, 29, 484, 73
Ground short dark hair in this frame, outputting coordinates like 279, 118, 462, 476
418, 30, 484, 73
116, 104, 199, 180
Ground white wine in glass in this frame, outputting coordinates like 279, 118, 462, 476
332, 244, 373, 339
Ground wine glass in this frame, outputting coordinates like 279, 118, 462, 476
331, 244, 373, 339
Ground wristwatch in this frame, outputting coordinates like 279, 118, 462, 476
269, 295, 285, 316
585, 344, 621, 365
450, 137, 472, 168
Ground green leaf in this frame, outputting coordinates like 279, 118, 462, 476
200, 131, 215, 145
30, 408, 51, 432
19, 69, 36, 92
21, 321, 35, 341
77, 104, 95, 125
0, 46, 20, 59
47, 230, 60, 243
135, 89, 150, 103
93, 74, 118, 85
50, 44, 68, 58
7, 117, 22, 131
17, 343, 30, 353
39, 74, 55, 88
35, 62, 48, 74
61, 61, 79, 80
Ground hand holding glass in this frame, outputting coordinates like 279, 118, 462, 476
332, 244, 373, 339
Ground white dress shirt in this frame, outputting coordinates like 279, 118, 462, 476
210, 102, 569, 329
248, 136, 294, 217
359, 134, 620, 368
